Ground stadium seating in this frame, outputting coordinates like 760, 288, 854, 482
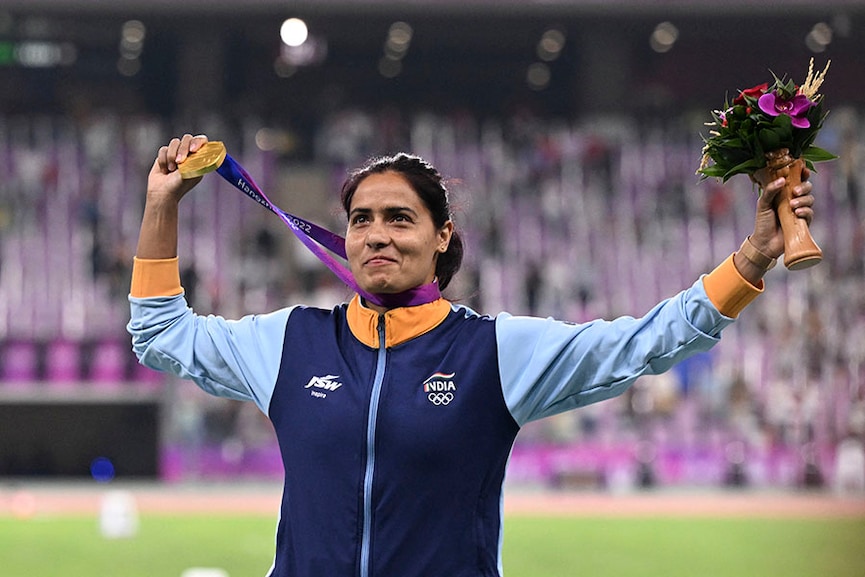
0, 110, 862, 487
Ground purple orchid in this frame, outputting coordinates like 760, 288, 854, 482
757, 91, 814, 128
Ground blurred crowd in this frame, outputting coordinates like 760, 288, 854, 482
1, 104, 863, 490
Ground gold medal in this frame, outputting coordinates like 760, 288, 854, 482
179, 141, 227, 179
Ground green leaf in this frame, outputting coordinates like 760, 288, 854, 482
772, 113, 793, 130
758, 128, 781, 151
697, 165, 727, 179
802, 146, 839, 162
722, 158, 763, 181
780, 78, 797, 97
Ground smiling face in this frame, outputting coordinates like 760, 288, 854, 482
345, 172, 453, 302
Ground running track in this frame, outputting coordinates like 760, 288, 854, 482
2, 483, 864, 519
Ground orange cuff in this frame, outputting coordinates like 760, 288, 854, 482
702, 254, 763, 318
130, 257, 183, 298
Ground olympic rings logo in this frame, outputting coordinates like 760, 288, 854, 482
428, 392, 454, 406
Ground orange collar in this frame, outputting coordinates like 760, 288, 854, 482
346, 294, 452, 349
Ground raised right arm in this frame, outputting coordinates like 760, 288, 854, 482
135, 133, 209, 261
128, 134, 289, 414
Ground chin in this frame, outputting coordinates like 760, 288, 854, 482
359, 277, 397, 294
357, 271, 428, 295
361, 278, 418, 295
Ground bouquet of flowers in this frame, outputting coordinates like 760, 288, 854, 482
698, 59, 835, 181
697, 59, 836, 270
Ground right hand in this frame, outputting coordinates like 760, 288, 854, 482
749, 161, 814, 260
147, 134, 210, 204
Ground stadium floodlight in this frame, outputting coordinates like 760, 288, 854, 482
280, 18, 308, 48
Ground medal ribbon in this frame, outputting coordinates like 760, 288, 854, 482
214, 154, 441, 308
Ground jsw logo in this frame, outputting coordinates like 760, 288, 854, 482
305, 375, 343, 391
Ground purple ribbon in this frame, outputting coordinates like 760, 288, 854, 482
215, 155, 441, 308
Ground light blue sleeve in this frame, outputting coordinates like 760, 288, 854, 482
127, 293, 294, 415
497, 277, 734, 426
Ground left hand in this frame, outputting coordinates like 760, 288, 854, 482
749, 163, 815, 259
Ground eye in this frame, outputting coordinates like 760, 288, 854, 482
391, 212, 412, 223
350, 213, 370, 225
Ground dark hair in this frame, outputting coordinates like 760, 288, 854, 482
340, 153, 464, 291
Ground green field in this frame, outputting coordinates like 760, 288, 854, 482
1, 514, 863, 577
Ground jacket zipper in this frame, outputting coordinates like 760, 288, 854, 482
360, 316, 387, 577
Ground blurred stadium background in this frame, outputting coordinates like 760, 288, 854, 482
1, 0, 865, 530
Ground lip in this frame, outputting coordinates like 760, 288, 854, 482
364, 255, 398, 267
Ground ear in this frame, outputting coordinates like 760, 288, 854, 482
437, 221, 454, 253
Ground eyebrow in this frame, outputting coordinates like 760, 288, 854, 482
349, 205, 419, 219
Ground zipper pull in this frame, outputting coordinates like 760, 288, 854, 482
377, 314, 386, 348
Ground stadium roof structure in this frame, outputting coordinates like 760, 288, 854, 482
5, 0, 865, 16
1, 0, 862, 117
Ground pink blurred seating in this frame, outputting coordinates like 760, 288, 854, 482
45, 339, 81, 385
1, 340, 40, 384
88, 338, 129, 386
131, 357, 166, 390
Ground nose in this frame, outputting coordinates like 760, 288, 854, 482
365, 220, 390, 248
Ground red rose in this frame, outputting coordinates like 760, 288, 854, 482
733, 83, 769, 105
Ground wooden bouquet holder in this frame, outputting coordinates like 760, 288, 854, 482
753, 148, 822, 270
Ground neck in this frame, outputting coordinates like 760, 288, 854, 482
362, 281, 442, 314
